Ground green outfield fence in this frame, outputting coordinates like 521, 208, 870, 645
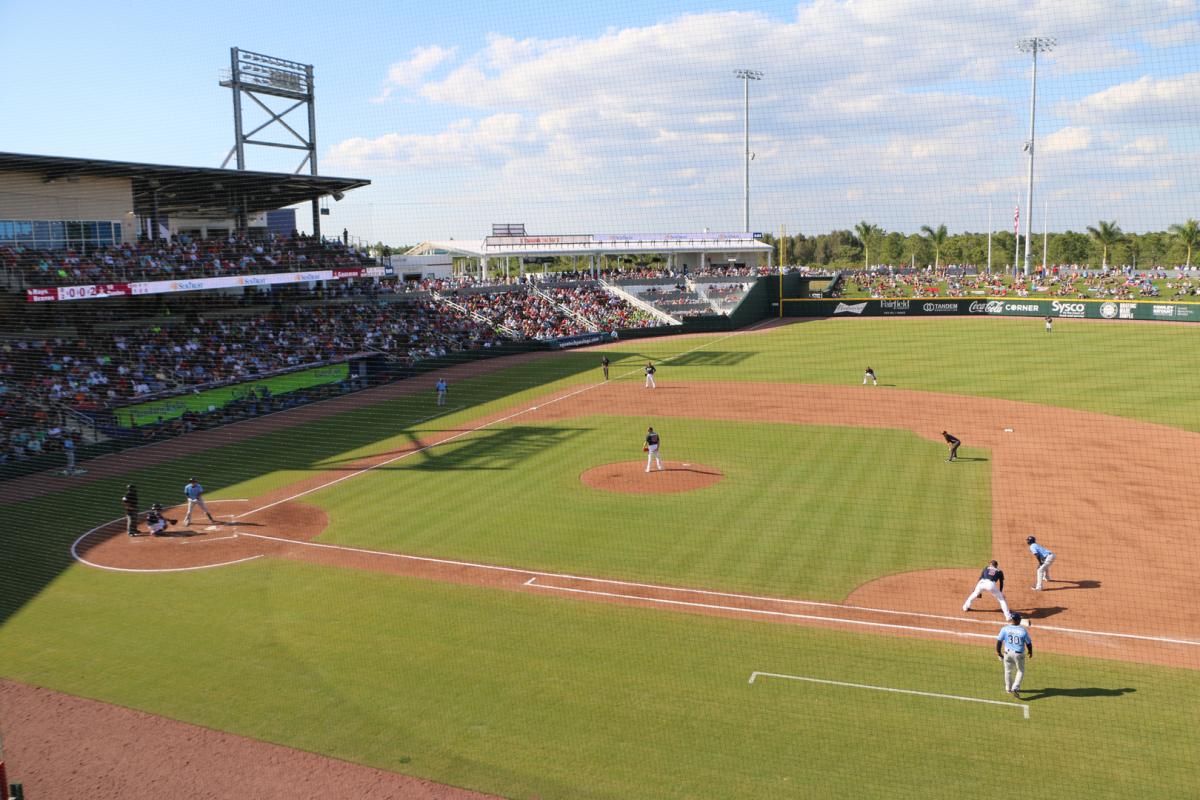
779, 293, 1200, 322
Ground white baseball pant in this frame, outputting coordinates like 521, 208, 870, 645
963, 579, 1011, 619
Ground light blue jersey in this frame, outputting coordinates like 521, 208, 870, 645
997, 625, 1031, 654
1030, 543, 1053, 560
184, 482, 204, 500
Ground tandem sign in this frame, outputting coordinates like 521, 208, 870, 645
785, 297, 1200, 323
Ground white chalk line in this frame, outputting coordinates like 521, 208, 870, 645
181, 533, 240, 545
70, 500, 257, 573
524, 578, 995, 640
232, 531, 1197, 648
233, 325, 770, 521
748, 671, 1029, 719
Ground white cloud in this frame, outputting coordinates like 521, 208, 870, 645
1141, 20, 1200, 48
1063, 73, 1200, 124
1042, 126, 1092, 153
371, 45, 457, 103
328, 1, 1200, 239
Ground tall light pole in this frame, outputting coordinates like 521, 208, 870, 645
734, 69, 762, 233
1016, 36, 1055, 276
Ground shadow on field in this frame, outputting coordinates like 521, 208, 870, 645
1021, 686, 1136, 702
1042, 579, 1101, 591
1024, 606, 1068, 619
952, 456, 989, 462
660, 351, 756, 367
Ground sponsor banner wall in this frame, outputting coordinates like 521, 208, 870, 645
113, 362, 350, 428
26, 266, 387, 302
785, 298, 1200, 322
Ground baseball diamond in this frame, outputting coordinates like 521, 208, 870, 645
4, 316, 1200, 800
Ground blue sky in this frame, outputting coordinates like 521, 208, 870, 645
2, 0, 1198, 243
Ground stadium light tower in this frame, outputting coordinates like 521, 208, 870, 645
734, 69, 762, 233
1016, 36, 1055, 276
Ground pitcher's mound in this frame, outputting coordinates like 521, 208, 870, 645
581, 461, 724, 494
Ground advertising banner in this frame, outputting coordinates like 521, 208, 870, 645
786, 297, 1200, 322
113, 362, 350, 428
27, 266, 388, 302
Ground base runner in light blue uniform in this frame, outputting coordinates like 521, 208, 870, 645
1026, 536, 1056, 590
995, 612, 1033, 698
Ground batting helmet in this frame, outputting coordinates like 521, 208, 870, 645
152, 503, 163, 511
1010, 612, 1023, 624
1026, 535, 1036, 544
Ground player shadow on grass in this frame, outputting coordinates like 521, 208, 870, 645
1019, 686, 1136, 702
1040, 579, 1100, 591
951, 456, 989, 462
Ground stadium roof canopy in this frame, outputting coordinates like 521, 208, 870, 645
407, 233, 773, 260
0, 152, 370, 218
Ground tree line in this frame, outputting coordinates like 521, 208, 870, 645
760, 219, 1200, 270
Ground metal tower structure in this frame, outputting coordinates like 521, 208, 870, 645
1016, 36, 1056, 276
734, 69, 762, 233
220, 47, 322, 236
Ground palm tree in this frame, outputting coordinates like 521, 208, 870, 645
919, 224, 948, 270
1086, 220, 1124, 270
1169, 218, 1199, 268
854, 221, 882, 269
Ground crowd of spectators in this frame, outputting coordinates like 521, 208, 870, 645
1, 232, 374, 287
841, 265, 1186, 300
543, 284, 661, 331
639, 286, 712, 318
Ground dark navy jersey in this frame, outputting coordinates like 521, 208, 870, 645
645, 365, 656, 374
943, 432, 961, 445
146, 511, 163, 525
646, 432, 660, 447
980, 565, 1004, 584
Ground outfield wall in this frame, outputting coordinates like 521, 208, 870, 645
781, 296, 1200, 322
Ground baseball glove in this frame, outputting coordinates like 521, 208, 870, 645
642, 445, 649, 452
168, 518, 178, 526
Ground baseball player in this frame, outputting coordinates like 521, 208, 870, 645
942, 430, 961, 461
644, 426, 663, 472
435, 378, 448, 406
863, 366, 877, 386
601, 355, 610, 380
644, 362, 657, 389
183, 477, 216, 526
996, 612, 1033, 698
1026, 535, 1056, 590
122, 483, 141, 537
146, 503, 177, 537
962, 560, 1012, 621
1045, 315, 1053, 333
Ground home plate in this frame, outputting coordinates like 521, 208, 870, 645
204, 525, 219, 531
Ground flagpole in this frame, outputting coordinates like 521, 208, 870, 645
1042, 201, 1049, 274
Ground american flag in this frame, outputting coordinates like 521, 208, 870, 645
1013, 204, 1020, 236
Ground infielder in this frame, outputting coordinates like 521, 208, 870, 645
643, 426, 663, 472
995, 612, 1033, 699
644, 362, 657, 389
863, 366, 877, 386
1027, 536, 1056, 590
963, 560, 1012, 621
183, 477, 216, 526
601, 356, 610, 380
435, 378, 448, 406
942, 430, 961, 462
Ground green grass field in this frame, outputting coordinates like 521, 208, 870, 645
3, 316, 1199, 798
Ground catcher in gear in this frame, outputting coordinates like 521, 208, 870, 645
146, 503, 177, 537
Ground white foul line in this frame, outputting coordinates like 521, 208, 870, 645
233, 326, 769, 521
748, 671, 1029, 719
524, 578, 996, 640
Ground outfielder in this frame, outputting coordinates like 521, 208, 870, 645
643, 426, 663, 472
644, 362, 657, 389
435, 378, 448, 406
1027, 536, 1056, 590
996, 612, 1033, 698
183, 477, 216, 526
963, 560, 1012, 621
